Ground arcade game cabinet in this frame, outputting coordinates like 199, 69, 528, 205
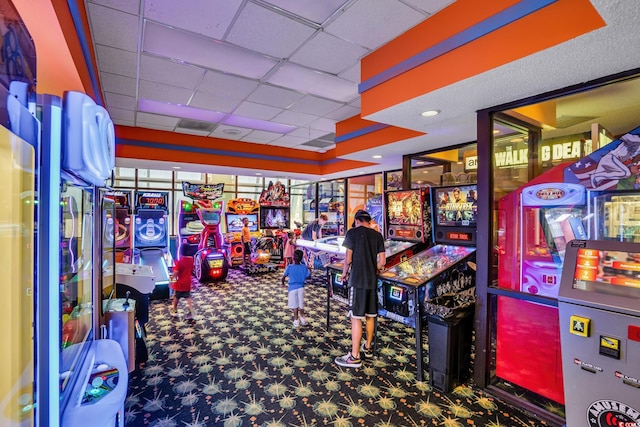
327, 187, 431, 305
495, 125, 640, 407
558, 240, 640, 427
180, 182, 230, 283
134, 191, 172, 299
375, 185, 477, 384
107, 191, 133, 263
258, 180, 291, 265
226, 197, 261, 265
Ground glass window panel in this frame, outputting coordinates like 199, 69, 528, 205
207, 174, 235, 186
137, 181, 173, 189
115, 167, 135, 178
318, 179, 345, 236
176, 171, 205, 183
114, 179, 135, 187
238, 175, 263, 185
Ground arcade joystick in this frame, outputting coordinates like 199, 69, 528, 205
122, 291, 131, 310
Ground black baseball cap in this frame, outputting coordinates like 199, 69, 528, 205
354, 209, 372, 221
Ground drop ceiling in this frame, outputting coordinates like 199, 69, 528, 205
84, 0, 640, 179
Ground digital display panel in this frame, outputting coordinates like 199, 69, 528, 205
572, 248, 640, 299
386, 190, 422, 226
446, 231, 474, 242
135, 191, 169, 211
226, 213, 258, 233
208, 259, 224, 268
200, 210, 221, 225
434, 185, 478, 227
389, 285, 404, 301
260, 207, 289, 229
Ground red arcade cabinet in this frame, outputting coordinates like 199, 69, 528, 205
495, 125, 640, 406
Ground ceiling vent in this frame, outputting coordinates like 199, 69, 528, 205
301, 132, 336, 148
176, 118, 216, 133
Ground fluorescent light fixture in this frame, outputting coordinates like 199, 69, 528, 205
255, 172, 262, 176
372, 155, 382, 159
224, 114, 295, 134
421, 110, 440, 117
138, 98, 225, 122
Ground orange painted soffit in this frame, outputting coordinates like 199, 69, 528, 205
360, 0, 605, 116
335, 126, 424, 157
335, 115, 382, 136
115, 126, 377, 175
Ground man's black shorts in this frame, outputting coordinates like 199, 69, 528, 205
348, 287, 377, 319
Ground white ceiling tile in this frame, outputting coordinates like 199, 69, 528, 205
290, 95, 343, 116
339, 63, 361, 83
325, 104, 359, 120
291, 143, 321, 152
87, 3, 139, 52
349, 98, 361, 108
144, 0, 242, 39
112, 119, 135, 126
262, 0, 349, 24
95, 44, 137, 77
240, 135, 270, 144
233, 102, 283, 120
189, 91, 241, 114
244, 130, 284, 143
105, 92, 136, 110
106, 106, 135, 121
226, 2, 315, 58
290, 32, 368, 75
174, 127, 212, 136
325, 0, 426, 50
136, 123, 176, 132
287, 127, 329, 139
198, 71, 259, 98
136, 112, 180, 127
402, 0, 455, 15
139, 80, 193, 104
268, 134, 309, 147
88, 0, 140, 15
100, 72, 136, 96
210, 125, 251, 140
140, 55, 204, 89
273, 110, 317, 127
247, 84, 305, 108
310, 117, 337, 133
143, 21, 278, 79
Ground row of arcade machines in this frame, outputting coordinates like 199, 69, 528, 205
495, 127, 640, 422
110, 190, 172, 299
327, 184, 479, 386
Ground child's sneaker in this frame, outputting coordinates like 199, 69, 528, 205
293, 319, 300, 328
171, 309, 179, 317
185, 312, 193, 320
361, 342, 373, 358
335, 353, 361, 368
299, 316, 308, 326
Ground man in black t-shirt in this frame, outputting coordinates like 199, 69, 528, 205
335, 210, 386, 368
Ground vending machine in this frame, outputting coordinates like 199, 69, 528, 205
558, 240, 640, 427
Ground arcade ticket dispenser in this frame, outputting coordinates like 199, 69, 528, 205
558, 240, 640, 427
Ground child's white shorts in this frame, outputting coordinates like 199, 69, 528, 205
288, 288, 305, 310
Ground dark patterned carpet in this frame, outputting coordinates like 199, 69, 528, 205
124, 269, 550, 427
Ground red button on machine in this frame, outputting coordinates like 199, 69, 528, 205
629, 325, 640, 342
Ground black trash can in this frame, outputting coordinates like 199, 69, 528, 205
424, 287, 475, 392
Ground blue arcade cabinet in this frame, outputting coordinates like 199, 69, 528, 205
134, 191, 172, 300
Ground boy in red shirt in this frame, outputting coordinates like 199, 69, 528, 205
171, 256, 195, 319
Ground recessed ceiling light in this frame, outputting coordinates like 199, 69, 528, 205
172, 166, 181, 169
416, 161, 425, 165
510, 137, 524, 143
493, 129, 501, 135
422, 170, 429, 174
421, 110, 440, 117
255, 172, 262, 176
372, 155, 382, 159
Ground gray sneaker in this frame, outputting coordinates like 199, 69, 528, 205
360, 342, 373, 358
335, 353, 361, 368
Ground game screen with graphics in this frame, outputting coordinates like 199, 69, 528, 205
226, 213, 258, 233
386, 190, 423, 226
260, 207, 289, 229
200, 210, 221, 225
572, 248, 640, 298
434, 185, 478, 227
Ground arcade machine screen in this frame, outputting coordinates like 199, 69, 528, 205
385, 188, 428, 242
200, 210, 221, 225
260, 207, 289, 229
571, 248, 640, 297
432, 184, 478, 244
226, 213, 258, 233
